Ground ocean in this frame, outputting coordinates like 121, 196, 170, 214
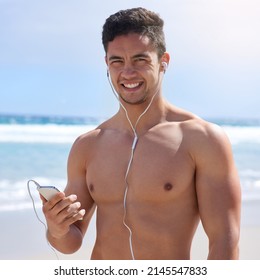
0, 114, 260, 215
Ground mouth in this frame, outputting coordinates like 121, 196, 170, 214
121, 82, 143, 90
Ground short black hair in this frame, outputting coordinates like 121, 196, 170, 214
102, 7, 166, 58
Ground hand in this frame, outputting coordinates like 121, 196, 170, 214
40, 192, 86, 239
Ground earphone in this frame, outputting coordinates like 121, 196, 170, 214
27, 180, 60, 260
106, 67, 165, 260
161, 61, 168, 73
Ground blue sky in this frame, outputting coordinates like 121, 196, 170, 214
0, 0, 259, 119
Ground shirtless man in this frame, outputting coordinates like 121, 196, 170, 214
41, 7, 241, 260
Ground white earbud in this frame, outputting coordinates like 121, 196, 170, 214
161, 62, 168, 73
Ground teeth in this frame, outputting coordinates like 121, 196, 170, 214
123, 83, 140, 89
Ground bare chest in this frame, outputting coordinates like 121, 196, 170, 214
86, 128, 195, 204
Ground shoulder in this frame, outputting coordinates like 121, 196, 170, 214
66, 128, 99, 171
180, 118, 233, 167
72, 117, 114, 147
182, 118, 228, 141
166, 105, 230, 149
69, 117, 117, 157
71, 127, 101, 152
167, 105, 228, 143
166, 104, 230, 145
68, 119, 109, 161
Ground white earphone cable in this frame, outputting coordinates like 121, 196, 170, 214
27, 179, 59, 260
107, 70, 160, 259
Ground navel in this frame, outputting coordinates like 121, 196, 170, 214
89, 183, 94, 192
164, 182, 173, 191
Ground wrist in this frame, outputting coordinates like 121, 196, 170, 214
46, 228, 69, 240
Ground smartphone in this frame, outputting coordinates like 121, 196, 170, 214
37, 185, 60, 201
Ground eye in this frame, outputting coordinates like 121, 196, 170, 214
109, 60, 124, 69
134, 57, 147, 65
136, 57, 146, 62
111, 60, 123, 65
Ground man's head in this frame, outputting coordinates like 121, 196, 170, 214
102, 7, 166, 59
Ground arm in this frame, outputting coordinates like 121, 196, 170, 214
43, 134, 96, 254
193, 123, 241, 259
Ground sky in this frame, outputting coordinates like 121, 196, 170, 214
0, 0, 259, 120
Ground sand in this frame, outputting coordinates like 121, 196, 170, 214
0, 200, 259, 260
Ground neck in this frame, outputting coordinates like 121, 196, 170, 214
118, 95, 168, 136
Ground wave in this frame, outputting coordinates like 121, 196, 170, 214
1, 123, 260, 145
0, 177, 66, 212
222, 125, 260, 145
0, 124, 96, 143
0, 114, 100, 125
239, 169, 260, 194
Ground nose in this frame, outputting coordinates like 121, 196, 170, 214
120, 64, 137, 79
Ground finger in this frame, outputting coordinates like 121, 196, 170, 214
43, 192, 65, 211
77, 209, 86, 221
48, 209, 86, 238
53, 194, 78, 216
64, 202, 81, 218
64, 209, 86, 225
75, 209, 86, 221
39, 194, 47, 203
56, 201, 84, 224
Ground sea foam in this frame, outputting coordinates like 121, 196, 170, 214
0, 124, 96, 143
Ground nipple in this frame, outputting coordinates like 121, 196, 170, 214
164, 183, 173, 191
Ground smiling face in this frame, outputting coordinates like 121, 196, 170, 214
106, 33, 169, 106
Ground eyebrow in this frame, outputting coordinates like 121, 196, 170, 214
132, 53, 151, 59
108, 55, 123, 61
108, 52, 151, 61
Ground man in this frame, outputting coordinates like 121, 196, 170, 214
41, 7, 241, 260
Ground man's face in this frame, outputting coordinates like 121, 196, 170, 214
106, 33, 165, 106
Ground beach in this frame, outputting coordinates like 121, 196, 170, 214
0, 204, 259, 260
0, 115, 260, 260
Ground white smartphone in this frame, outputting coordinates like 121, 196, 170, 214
37, 185, 60, 201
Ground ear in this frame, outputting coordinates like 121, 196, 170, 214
160, 52, 170, 72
